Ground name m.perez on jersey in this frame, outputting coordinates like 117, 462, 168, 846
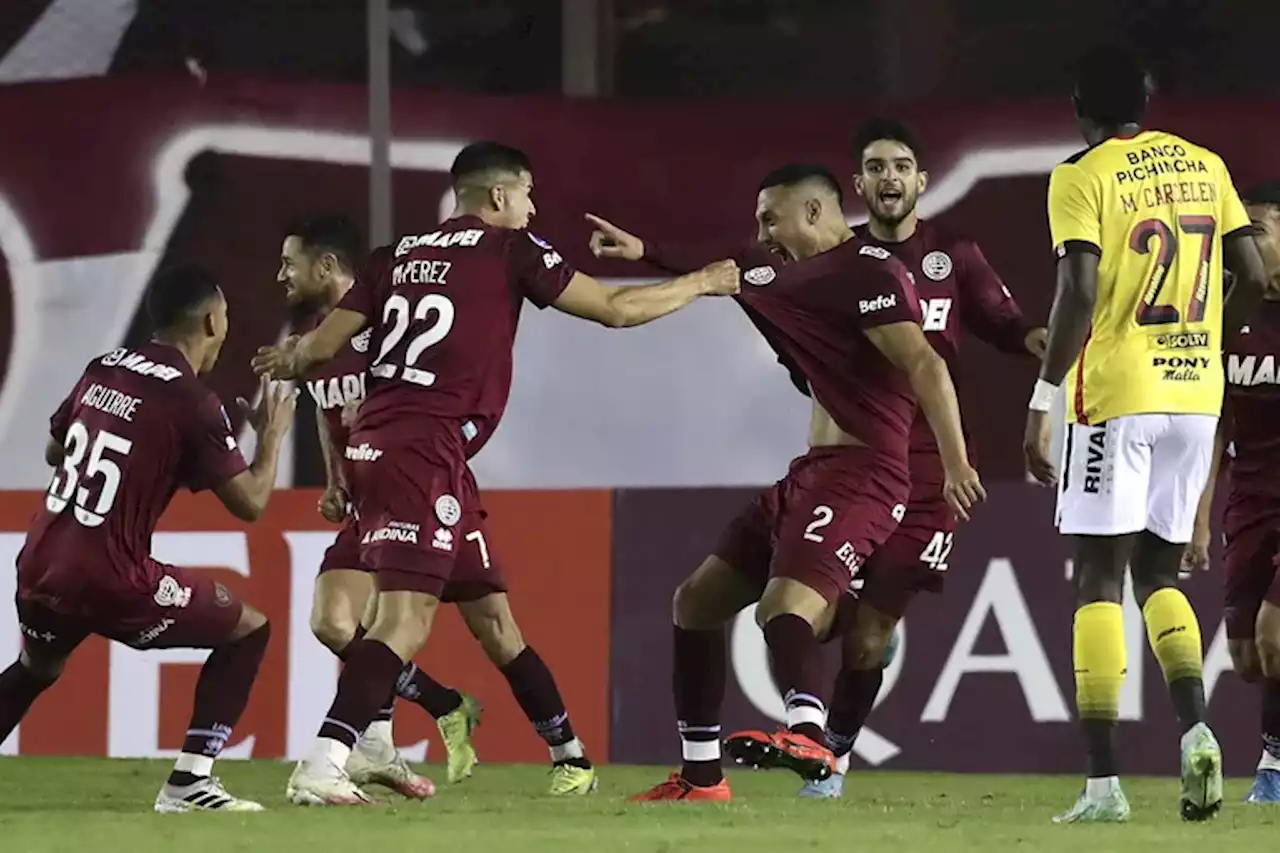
859, 293, 898, 314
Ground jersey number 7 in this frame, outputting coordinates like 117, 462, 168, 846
1130, 215, 1216, 326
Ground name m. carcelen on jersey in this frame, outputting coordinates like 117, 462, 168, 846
1115, 142, 1218, 211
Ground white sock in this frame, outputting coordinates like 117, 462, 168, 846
360, 720, 394, 753
306, 737, 352, 776
1259, 748, 1280, 772
550, 737, 584, 763
173, 753, 214, 780
834, 752, 851, 775
680, 737, 720, 763
1085, 776, 1120, 800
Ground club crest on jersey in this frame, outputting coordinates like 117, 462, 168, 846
351, 328, 372, 354
744, 266, 776, 286
434, 494, 462, 527
921, 251, 953, 281
528, 233, 554, 250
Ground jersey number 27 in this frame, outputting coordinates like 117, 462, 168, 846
1130, 215, 1215, 326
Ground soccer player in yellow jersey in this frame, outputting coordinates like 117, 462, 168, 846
1023, 45, 1271, 824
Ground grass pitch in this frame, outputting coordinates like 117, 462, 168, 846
0, 759, 1278, 852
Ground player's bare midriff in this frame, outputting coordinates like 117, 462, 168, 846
807, 395, 865, 449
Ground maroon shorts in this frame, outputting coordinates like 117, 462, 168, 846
347, 429, 507, 602
856, 491, 955, 619
15, 559, 243, 656
1222, 492, 1280, 639
714, 445, 909, 604
318, 518, 366, 574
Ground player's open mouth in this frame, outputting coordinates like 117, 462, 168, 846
879, 189, 903, 203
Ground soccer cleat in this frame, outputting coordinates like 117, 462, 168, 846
287, 760, 377, 806
346, 747, 436, 799
437, 693, 483, 783
628, 773, 732, 803
1052, 788, 1131, 823
798, 772, 845, 799
1180, 722, 1223, 821
724, 729, 836, 782
548, 762, 598, 796
1245, 768, 1280, 803
154, 776, 265, 813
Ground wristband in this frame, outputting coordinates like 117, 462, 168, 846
1028, 378, 1059, 412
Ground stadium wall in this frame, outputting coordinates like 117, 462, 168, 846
0, 487, 1251, 776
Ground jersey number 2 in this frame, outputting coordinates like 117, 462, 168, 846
45, 421, 133, 527
1130, 215, 1216, 326
371, 293, 455, 386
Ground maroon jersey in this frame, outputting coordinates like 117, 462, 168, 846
300, 309, 371, 483
854, 221, 1032, 487
23, 343, 248, 584
338, 216, 574, 455
730, 238, 923, 465
1224, 300, 1280, 498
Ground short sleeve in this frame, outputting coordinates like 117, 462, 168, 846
183, 391, 249, 492
337, 247, 392, 319
1047, 162, 1102, 257
507, 231, 576, 308
1218, 161, 1253, 238
851, 250, 922, 330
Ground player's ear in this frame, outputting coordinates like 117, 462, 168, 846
489, 184, 506, 212
806, 198, 822, 224
917, 170, 929, 194
852, 173, 866, 197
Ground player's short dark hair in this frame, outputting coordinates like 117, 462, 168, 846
145, 265, 221, 333
852, 118, 923, 168
284, 214, 364, 273
1073, 44, 1150, 126
1242, 180, 1280, 210
757, 163, 843, 205
450, 141, 533, 187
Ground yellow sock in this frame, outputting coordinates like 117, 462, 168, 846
1142, 588, 1203, 683
1073, 602, 1126, 721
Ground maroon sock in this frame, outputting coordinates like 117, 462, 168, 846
396, 662, 464, 719
1263, 678, 1280, 761
762, 614, 827, 743
673, 625, 726, 787
825, 666, 883, 758
0, 661, 56, 742
500, 647, 588, 767
335, 625, 368, 661
318, 639, 407, 748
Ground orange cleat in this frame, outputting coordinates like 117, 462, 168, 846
724, 729, 835, 781
628, 772, 732, 803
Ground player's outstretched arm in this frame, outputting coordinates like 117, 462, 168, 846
1183, 408, 1231, 574
550, 263, 740, 328
212, 378, 298, 522
864, 322, 985, 520
586, 213, 731, 275
1223, 230, 1270, 340
955, 240, 1046, 357
252, 309, 368, 380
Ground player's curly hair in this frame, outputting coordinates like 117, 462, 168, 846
284, 214, 365, 273
1073, 45, 1152, 126
145, 265, 221, 333
757, 163, 843, 205
852, 118, 923, 168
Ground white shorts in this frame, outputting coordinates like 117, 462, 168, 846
1055, 413, 1218, 543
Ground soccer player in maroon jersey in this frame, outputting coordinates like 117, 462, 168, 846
787, 118, 1047, 796
1187, 181, 1280, 803
252, 142, 740, 805
279, 215, 480, 798
587, 163, 983, 802
0, 266, 297, 812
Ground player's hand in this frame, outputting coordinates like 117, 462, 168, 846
1024, 327, 1048, 359
252, 335, 303, 380
942, 463, 986, 522
318, 485, 349, 524
235, 375, 271, 434
340, 398, 362, 428
1180, 525, 1213, 576
586, 213, 645, 261
698, 259, 741, 297
1023, 409, 1056, 487
258, 376, 300, 438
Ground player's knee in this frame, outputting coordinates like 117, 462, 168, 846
310, 605, 358, 654
1074, 565, 1124, 606
368, 591, 439, 660
1231, 639, 1263, 682
755, 578, 828, 629
459, 594, 526, 667
672, 557, 748, 630
1257, 632, 1280, 681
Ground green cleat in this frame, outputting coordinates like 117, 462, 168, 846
1180, 722, 1223, 821
1053, 787, 1130, 824
548, 762, 597, 796
437, 693, 483, 784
